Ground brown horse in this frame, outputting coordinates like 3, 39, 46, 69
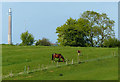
52, 53, 65, 62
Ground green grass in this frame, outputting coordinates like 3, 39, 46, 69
2, 45, 118, 80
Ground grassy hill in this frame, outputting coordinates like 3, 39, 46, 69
2, 45, 118, 80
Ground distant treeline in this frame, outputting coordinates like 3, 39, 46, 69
4, 10, 119, 48
19, 31, 53, 46
56, 10, 120, 47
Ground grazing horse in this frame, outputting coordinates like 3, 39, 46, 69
52, 53, 65, 62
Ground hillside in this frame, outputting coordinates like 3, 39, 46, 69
2, 45, 118, 80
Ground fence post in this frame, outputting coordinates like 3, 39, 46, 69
38, 64, 40, 70
45, 66, 48, 70
27, 66, 30, 74
66, 59, 68, 65
57, 61, 59, 67
71, 59, 73, 65
86, 54, 88, 62
113, 52, 116, 57
10, 70, 13, 77
41, 64, 44, 71
24, 66, 26, 73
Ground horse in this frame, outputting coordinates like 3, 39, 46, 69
52, 53, 65, 62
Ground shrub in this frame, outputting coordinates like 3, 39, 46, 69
35, 38, 51, 46
103, 37, 119, 47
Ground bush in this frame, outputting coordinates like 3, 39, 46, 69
35, 38, 51, 46
103, 37, 119, 47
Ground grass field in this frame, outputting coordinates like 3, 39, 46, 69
2, 45, 118, 80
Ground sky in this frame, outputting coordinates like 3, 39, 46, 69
1, 2, 118, 44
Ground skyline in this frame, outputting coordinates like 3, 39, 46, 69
2, 2, 118, 44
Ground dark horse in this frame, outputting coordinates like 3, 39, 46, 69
52, 53, 65, 62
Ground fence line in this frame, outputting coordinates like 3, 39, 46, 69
2, 54, 117, 79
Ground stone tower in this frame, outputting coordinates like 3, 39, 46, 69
8, 8, 12, 44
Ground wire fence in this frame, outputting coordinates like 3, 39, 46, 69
2, 53, 118, 79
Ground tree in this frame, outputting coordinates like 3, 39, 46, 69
56, 17, 90, 47
35, 38, 51, 46
35, 39, 42, 46
56, 11, 115, 47
92, 26, 102, 47
20, 31, 34, 46
81, 11, 115, 47
81, 11, 100, 47
97, 13, 115, 47
103, 37, 119, 47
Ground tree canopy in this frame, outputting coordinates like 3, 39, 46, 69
20, 31, 35, 46
35, 38, 51, 46
81, 11, 115, 47
103, 37, 119, 47
56, 17, 90, 47
56, 11, 116, 47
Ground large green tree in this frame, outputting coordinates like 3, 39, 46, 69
81, 11, 115, 47
92, 26, 101, 46
97, 13, 115, 47
20, 31, 35, 46
81, 11, 100, 47
56, 17, 90, 47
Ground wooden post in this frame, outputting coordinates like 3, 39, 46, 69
71, 59, 73, 65
66, 59, 68, 65
27, 66, 30, 74
113, 52, 115, 56
57, 61, 59, 67
10, 70, 13, 77
45, 66, 48, 70
38, 64, 40, 70
86, 54, 88, 62
41, 64, 44, 71
24, 66, 26, 72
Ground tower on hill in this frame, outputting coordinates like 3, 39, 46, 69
8, 8, 12, 44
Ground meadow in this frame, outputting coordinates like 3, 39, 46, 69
2, 45, 118, 80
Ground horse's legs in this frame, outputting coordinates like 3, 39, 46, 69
59, 56, 61, 62
62, 58, 64, 62
58, 58, 60, 62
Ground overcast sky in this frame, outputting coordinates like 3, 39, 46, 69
2, 2, 118, 44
